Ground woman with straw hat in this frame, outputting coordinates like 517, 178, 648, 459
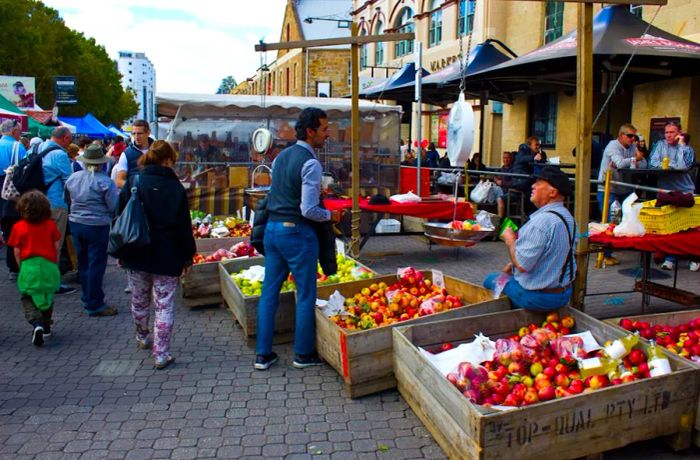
65, 144, 119, 317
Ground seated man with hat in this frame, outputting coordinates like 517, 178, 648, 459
484, 166, 577, 311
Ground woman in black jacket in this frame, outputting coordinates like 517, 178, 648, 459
118, 140, 195, 369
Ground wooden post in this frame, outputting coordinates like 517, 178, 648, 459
350, 23, 361, 257
572, 2, 593, 310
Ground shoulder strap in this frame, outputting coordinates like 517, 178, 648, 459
40, 144, 63, 158
546, 210, 576, 285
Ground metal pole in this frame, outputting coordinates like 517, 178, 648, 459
350, 23, 361, 257
572, 3, 593, 310
415, 40, 423, 196
595, 169, 612, 269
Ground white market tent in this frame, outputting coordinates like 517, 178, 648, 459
156, 93, 402, 119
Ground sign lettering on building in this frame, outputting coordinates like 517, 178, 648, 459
429, 55, 458, 72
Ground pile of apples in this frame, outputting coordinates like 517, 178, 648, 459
330, 267, 463, 331
443, 312, 652, 407
192, 242, 259, 265
619, 317, 700, 361
232, 254, 374, 297
448, 219, 483, 231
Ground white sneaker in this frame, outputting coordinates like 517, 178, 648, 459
660, 260, 675, 271
690, 262, 700, 272
124, 287, 132, 293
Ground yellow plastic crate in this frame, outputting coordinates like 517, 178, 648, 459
638, 196, 700, 235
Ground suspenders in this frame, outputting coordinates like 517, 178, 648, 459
546, 210, 576, 286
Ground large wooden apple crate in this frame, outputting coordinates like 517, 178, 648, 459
219, 257, 375, 344
315, 272, 510, 398
180, 251, 244, 308
604, 309, 700, 447
194, 236, 247, 253
392, 307, 699, 460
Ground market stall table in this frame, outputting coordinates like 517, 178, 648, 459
616, 168, 695, 198
325, 197, 475, 250
589, 228, 700, 310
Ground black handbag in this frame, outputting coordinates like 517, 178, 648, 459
250, 196, 268, 256
108, 175, 150, 257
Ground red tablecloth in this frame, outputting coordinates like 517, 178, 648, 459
324, 198, 474, 220
589, 228, 700, 258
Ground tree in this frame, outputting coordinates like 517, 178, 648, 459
216, 76, 238, 94
0, 0, 139, 125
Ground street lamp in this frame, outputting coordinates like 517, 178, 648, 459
304, 17, 351, 28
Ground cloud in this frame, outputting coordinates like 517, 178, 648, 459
42, 0, 287, 93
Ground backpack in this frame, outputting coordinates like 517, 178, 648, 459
11, 145, 63, 195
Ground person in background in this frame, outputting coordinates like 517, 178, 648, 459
0, 119, 28, 280
66, 145, 119, 317
483, 166, 576, 311
66, 144, 81, 172
77, 137, 91, 156
255, 107, 342, 371
8, 191, 61, 346
399, 139, 408, 162
650, 121, 696, 271
118, 140, 196, 369
19, 136, 30, 150
438, 151, 451, 169
28, 137, 43, 155
425, 142, 440, 168
493, 151, 515, 218
401, 150, 416, 166
597, 123, 646, 267
40, 126, 76, 296
115, 119, 152, 189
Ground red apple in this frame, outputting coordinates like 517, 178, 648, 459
537, 386, 556, 401
543, 367, 557, 379
628, 349, 646, 366
555, 374, 570, 388
523, 389, 539, 405
555, 386, 571, 399
619, 318, 634, 331
568, 379, 584, 394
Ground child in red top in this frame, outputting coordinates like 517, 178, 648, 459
7, 191, 61, 347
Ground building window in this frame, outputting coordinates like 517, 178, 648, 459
544, 1, 564, 44
394, 7, 414, 57
429, 0, 443, 48
293, 63, 297, 90
458, 0, 476, 36
529, 93, 558, 147
286, 23, 290, 41
360, 29, 368, 69
374, 20, 384, 65
629, 4, 643, 17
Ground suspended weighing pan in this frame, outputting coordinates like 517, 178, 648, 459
423, 169, 491, 247
423, 222, 492, 247
245, 164, 272, 211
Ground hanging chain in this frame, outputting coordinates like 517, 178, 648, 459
458, 15, 474, 95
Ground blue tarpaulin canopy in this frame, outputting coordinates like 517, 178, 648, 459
58, 113, 112, 138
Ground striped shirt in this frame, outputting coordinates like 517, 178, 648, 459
514, 201, 577, 290
649, 141, 696, 193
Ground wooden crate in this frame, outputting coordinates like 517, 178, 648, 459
315, 272, 510, 398
220, 257, 376, 344
605, 310, 700, 447
180, 251, 251, 308
393, 307, 700, 460
195, 236, 247, 253
219, 257, 296, 344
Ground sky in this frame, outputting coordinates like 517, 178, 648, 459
42, 0, 288, 94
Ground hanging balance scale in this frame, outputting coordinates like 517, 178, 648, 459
446, 92, 475, 167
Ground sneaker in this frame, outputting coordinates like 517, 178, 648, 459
135, 336, 152, 350
690, 262, 700, 272
32, 326, 44, 347
43, 324, 51, 337
88, 306, 119, 317
254, 352, 278, 371
154, 355, 175, 370
124, 287, 132, 294
8, 272, 18, 281
604, 256, 620, 267
293, 353, 324, 369
56, 284, 77, 295
661, 260, 675, 271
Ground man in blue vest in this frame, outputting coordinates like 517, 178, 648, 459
115, 119, 152, 189
254, 107, 341, 371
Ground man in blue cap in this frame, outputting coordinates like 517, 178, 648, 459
484, 166, 577, 311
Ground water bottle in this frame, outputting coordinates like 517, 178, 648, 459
610, 200, 622, 225
630, 158, 637, 169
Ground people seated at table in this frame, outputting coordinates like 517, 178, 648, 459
483, 166, 576, 311
425, 143, 440, 168
649, 121, 696, 271
400, 150, 416, 166
467, 152, 487, 172
597, 123, 647, 267
510, 137, 547, 215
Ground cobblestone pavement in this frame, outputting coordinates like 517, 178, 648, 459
1, 236, 699, 460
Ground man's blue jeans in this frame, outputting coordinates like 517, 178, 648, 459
257, 220, 319, 356
69, 222, 109, 314
483, 272, 571, 312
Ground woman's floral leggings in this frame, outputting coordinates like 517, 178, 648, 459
127, 270, 178, 361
